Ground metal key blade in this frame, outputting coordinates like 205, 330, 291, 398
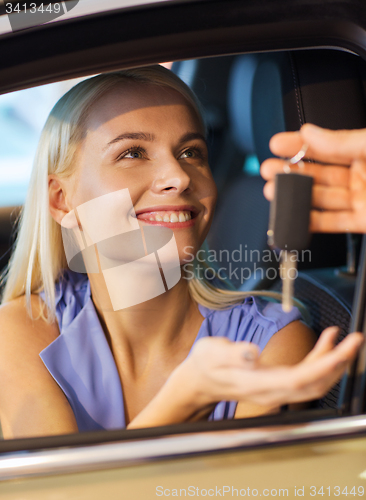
280, 250, 296, 312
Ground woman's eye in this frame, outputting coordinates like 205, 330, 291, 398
117, 147, 145, 160
126, 151, 143, 158
181, 150, 195, 158
179, 148, 203, 159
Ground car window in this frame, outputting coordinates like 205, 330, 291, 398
0, 78, 84, 207
0, 50, 362, 442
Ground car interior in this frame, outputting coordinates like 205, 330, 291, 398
174, 48, 365, 410
0, 47, 365, 442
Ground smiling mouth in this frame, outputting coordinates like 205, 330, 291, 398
137, 210, 193, 223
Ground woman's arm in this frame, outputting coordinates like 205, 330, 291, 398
1, 297, 362, 435
127, 325, 363, 429
0, 296, 78, 439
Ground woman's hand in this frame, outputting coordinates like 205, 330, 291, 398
127, 328, 363, 429
186, 328, 363, 408
260, 124, 366, 233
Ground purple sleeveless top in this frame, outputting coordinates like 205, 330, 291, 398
39, 271, 301, 431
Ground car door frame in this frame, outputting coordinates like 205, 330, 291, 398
0, 0, 366, 483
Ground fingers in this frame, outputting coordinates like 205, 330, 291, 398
300, 124, 366, 165
269, 131, 304, 159
332, 331, 364, 361
310, 210, 361, 233
241, 345, 260, 364
269, 124, 366, 166
300, 332, 363, 383
242, 332, 363, 406
193, 332, 363, 408
263, 180, 275, 200
260, 158, 350, 187
193, 337, 260, 369
303, 326, 339, 362
263, 179, 351, 210
238, 342, 260, 368
222, 341, 260, 368
276, 332, 363, 404
312, 185, 351, 210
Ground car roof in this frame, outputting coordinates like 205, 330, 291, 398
0, 0, 366, 95
0, 0, 178, 37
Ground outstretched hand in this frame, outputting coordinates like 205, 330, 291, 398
127, 328, 363, 429
187, 328, 363, 408
260, 123, 366, 233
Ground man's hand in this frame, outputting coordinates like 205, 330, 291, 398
260, 123, 366, 233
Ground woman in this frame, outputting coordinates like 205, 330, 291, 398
0, 66, 362, 439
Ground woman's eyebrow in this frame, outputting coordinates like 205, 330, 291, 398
104, 132, 155, 150
178, 132, 206, 145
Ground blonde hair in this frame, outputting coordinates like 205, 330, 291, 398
0, 65, 304, 322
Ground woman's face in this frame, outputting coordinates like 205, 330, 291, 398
63, 82, 218, 263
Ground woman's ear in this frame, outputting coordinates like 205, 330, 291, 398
48, 175, 71, 225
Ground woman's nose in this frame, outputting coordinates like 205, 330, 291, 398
151, 157, 192, 195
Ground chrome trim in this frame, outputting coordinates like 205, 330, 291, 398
1, 415, 366, 481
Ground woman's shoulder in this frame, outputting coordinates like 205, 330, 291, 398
0, 294, 59, 354
200, 295, 302, 328
0, 269, 88, 343
199, 295, 303, 348
0, 295, 77, 438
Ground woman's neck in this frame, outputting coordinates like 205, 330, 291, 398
88, 273, 204, 378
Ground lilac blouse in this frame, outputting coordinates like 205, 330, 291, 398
39, 271, 301, 431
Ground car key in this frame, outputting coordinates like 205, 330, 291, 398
267, 146, 313, 312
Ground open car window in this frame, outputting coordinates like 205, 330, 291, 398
0, 49, 364, 435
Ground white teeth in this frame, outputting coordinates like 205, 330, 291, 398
146, 211, 193, 222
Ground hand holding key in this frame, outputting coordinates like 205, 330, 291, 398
261, 124, 366, 233
267, 145, 313, 311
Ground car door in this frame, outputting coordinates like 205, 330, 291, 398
0, 1, 366, 499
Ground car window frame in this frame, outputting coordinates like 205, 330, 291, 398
0, 0, 366, 481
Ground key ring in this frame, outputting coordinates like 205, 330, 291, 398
283, 144, 308, 173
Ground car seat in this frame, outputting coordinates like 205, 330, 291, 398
173, 56, 273, 290
207, 52, 351, 292
172, 56, 242, 191
206, 55, 278, 290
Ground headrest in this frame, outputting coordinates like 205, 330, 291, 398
174, 56, 236, 131
250, 49, 366, 163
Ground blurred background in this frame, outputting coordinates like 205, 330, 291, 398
0, 77, 86, 207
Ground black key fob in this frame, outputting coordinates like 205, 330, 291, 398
268, 172, 313, 252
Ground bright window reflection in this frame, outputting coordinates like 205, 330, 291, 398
0, 78, 84, 207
